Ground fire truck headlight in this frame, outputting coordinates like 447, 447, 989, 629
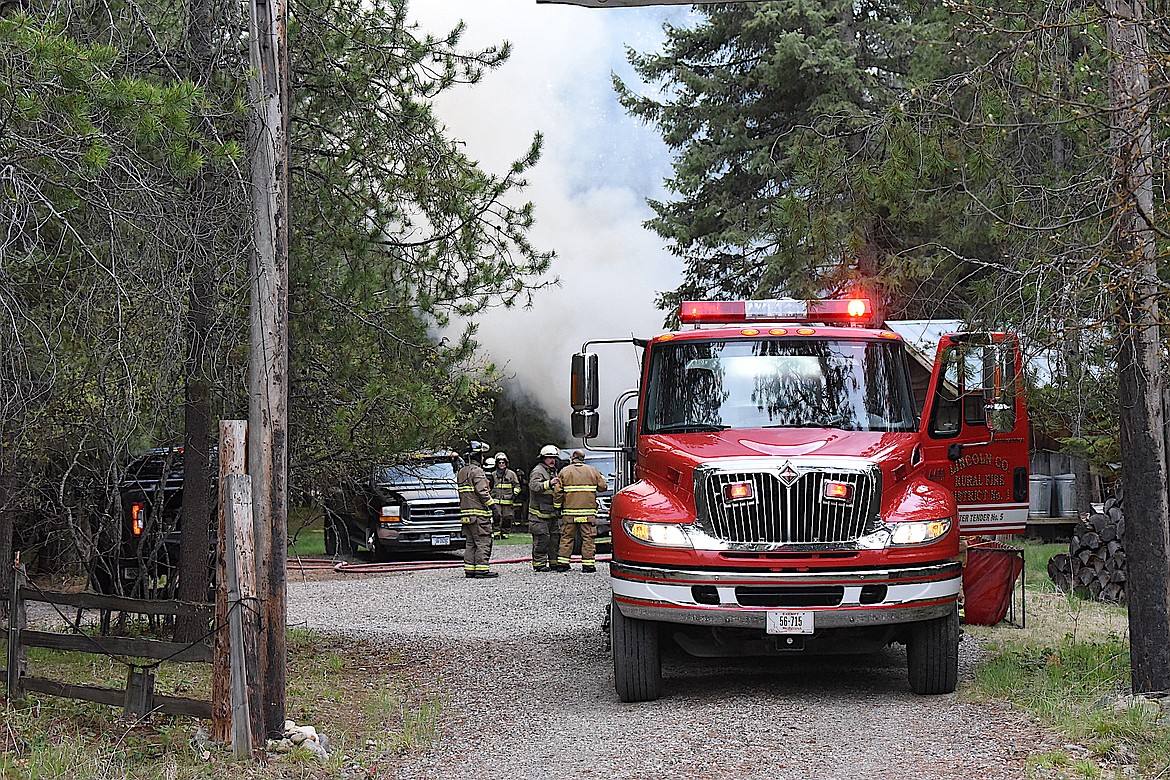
889, 518, 952, 546
623, 520, 693, 548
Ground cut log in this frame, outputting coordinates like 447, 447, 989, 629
1048, 554, 1070, 582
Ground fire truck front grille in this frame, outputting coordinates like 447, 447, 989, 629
695, 464, 881, 546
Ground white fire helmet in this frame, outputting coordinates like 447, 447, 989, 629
540, 444, 559, 459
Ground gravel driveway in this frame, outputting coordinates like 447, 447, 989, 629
289, 544, 1062, 780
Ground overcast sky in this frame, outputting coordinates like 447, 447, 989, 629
409, 0, 693, 437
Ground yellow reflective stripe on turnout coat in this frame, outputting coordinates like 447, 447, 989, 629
489, 468, 520, 516
554, 462, 607, 521
457, 463, 495, 521
528, 460, 561, 519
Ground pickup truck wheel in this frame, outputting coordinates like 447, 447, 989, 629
324, 512, 353, 557
906, 606, 959, 695
366, 526, 391, 562
611, 596, 661, 702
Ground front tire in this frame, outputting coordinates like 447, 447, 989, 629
366, 526, 390, 562
906, 606, 959, 695
611, 596, 661, 702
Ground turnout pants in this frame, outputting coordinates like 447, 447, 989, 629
463, 518, 494, 575
529, 516, 561, 568
558, 518, 596, 568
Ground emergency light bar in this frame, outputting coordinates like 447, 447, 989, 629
679, 298, 873, 326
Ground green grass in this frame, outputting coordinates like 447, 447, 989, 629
970, 540, 1170, 778
1022, 541, 1067, 592
495, 533, 532, 547
3, 628, 444, 779
288, 507, 326, 557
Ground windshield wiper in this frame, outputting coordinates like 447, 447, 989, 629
654, 422, 731, 433
762, 421, 857, 431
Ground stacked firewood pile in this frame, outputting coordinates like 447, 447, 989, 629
1047, 491, 1126, 603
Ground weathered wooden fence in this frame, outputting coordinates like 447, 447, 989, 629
3, 421, 265, 759
4, 562, 214, 718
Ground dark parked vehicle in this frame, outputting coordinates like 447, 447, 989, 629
111, 447, 189, 597
325, 452, 466, 560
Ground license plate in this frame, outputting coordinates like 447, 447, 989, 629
766, 610, 813, 635
431, 535, 450, 546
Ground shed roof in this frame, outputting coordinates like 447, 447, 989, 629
883, 320, 964, 369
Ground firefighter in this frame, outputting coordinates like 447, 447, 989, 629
552, 449, 608, 572
457, 440, 498, 579
490, 452, 520, 539
528, 444, 562, 572
484, 451, 498, 537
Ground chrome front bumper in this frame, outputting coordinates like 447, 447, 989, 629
610, 560, 961, 631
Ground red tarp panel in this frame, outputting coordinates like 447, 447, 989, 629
962, 540, 1024, 626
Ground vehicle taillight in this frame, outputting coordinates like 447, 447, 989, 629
823, 481, 853, 502
679, 298, 873, 326
130, 502, 145, 535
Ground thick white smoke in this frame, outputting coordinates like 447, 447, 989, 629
411, 0, 688, 439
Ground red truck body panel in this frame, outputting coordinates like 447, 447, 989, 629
591, 301, 1028, 699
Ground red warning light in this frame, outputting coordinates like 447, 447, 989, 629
724, 482, 755, 502
679, 298, 873, 326
823, 481, 854, 501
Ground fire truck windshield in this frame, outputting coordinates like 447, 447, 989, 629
644, 338, 918, 434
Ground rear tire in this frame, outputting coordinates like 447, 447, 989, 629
611, 596, 661, 702
906, 605, 959, 695
324, 511, 353, 557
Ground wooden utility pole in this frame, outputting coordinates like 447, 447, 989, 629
245, 0, 290, 736
1106, 0, 1170, 694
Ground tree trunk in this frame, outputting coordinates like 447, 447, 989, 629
1107, 0, 1170, 694
0, 473, 11, 619
174, 0, 216, 644
176, 289, 213, 632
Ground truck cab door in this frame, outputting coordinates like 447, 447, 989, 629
919, 333, 1029, 535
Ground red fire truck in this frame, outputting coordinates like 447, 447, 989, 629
570, 298, 1028, 702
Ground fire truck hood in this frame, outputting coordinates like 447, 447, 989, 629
647, 428, 916, 466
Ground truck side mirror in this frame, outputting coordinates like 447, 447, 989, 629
572, 410, 599, 439
571, 352, 599, 412
981, 344, 1017, 434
